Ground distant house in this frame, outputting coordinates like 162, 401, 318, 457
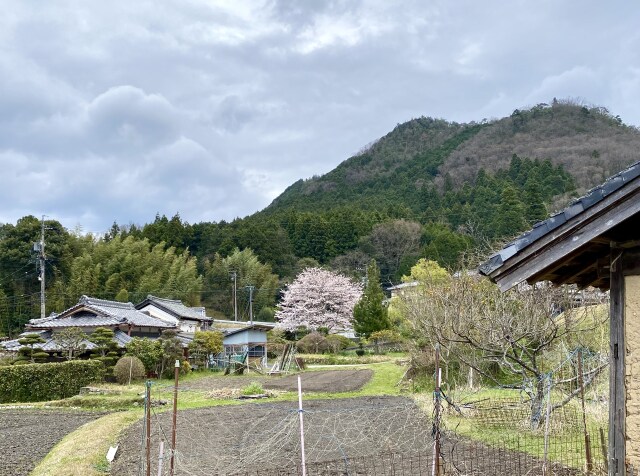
222, 324, 270, 359
387, 281, 419, 299
1, 295, 176, 355
135, 295, 212, 333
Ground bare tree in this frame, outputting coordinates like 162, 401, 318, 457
52, 327, 87, 360
362, 219, 422, 283
400, 268, 607, 428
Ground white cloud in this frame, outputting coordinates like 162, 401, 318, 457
0, 0, 639, 231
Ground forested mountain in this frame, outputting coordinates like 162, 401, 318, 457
1, 100, 639, 337
267, 100, 640, 214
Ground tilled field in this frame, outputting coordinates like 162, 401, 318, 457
110, 395, 584, 476
180, 369, 374, 393
0, 409, 102, 476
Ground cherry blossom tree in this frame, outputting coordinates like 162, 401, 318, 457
275, 267, 362, 332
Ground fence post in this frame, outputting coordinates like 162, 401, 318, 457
169, 359, 180, 476
433, 345, 441, 476
297, 375, 307, 476
145, 380, 152, 476
599, 427, 608, 473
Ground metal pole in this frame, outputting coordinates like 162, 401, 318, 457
169, 360, 180, 476
39, 215, 46, 319
433, 345, 441, 476
298, 375, 307, 476
246, 285, 255, 325
146, 381, 151, 476
577, 350, 593, 473
230, 271, 238, 322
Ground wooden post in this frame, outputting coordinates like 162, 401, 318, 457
433, 345, 441, 476
577, 349, 593, 473
169, 360, 180, 476
610, 248, 626, 476
145, 381, 151, 476
600, 427, 609, 473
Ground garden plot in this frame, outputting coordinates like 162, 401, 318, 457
110, 395, 583, 476
179, 369, 373, 393
0, 409, 102, 476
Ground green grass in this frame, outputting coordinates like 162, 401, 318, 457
30, 411, 142, 476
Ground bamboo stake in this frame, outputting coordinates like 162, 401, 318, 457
169, 360, 180, 476
297, 375, 307, 476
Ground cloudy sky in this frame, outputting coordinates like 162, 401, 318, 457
2, 1, 639, 232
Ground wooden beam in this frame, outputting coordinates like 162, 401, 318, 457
493, 189, 640, 291
609, 248, 625, 476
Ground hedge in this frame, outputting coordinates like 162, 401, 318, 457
0, 360, 105, 403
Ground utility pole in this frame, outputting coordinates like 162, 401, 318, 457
245, 285, 255, 324
35, 215, 46, 319
230, 271, 238, 321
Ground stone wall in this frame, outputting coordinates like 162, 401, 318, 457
625, 275, 640, 468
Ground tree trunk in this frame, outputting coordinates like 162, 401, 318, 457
529, 378, 546, 429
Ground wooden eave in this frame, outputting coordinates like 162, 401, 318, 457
486, 179, 640, 292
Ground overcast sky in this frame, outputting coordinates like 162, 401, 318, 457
1, 1, 639, 232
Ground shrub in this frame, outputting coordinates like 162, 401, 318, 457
180, 359, 191, 375
296, 332, 329, 354
241, 381, 264, 396
0, 360, 105, 403
125, 337, 162, 375
325, 334, 352, 353
113, 356, 146, 385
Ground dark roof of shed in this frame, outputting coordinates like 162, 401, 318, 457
479, 159, 640, 291
223, 325, 272, 337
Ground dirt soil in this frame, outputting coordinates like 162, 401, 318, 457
0, 409, 102, 476
180, 369, 373, 393
110, 394, 582, 476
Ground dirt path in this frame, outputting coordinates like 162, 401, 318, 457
0, 409, 102, 476
180, 369, 373, 393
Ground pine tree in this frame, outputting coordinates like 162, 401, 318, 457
496, 185, 527, 238
352, 260, 390, 338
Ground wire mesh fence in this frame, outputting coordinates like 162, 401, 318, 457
112, 390, 609, 476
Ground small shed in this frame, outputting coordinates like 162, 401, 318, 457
222, 324, 270, 360
480, 160, 640, 475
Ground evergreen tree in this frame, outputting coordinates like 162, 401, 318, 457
352, 260, 390, 338
496, 185, 527, 238
90, 327, 120, 372
524, 179, 547, 224
17, 333, 47, 363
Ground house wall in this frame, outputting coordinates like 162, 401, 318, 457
138, 305, 179, 326
223, 329, 267, 346
139, 304, 199, 332
625, 274, 640, 468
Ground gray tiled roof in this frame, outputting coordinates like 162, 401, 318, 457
28, 295, 176, 330
479, 159, 640, 276
139, 295, 212, 322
